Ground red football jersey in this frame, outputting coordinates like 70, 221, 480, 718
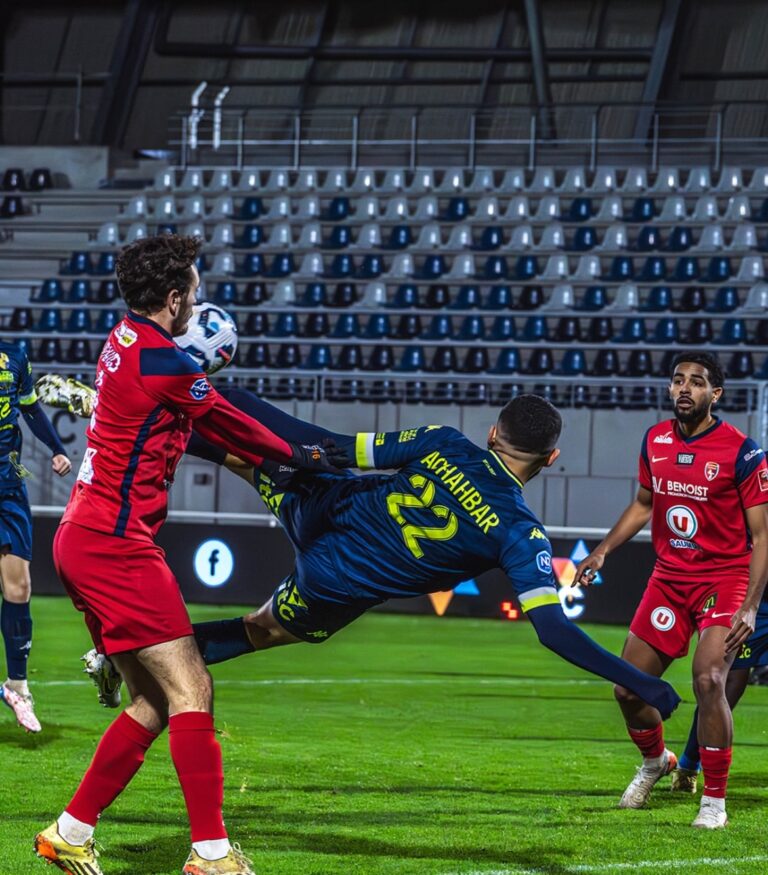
63, 312, 292, 541
638, 418, 768, 581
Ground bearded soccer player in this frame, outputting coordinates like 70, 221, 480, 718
0, 341, 71, 733
34, 235, 340, 875
574, 352, 768, 829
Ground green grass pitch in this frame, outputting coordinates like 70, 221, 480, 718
2, 596, 768, 874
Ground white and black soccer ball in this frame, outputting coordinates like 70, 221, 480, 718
176, 302, 238, 374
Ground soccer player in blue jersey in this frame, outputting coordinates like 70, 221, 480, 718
0, 341, 71, 732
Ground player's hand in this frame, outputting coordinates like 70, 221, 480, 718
725, 603, 757, 655
287, 441, 342, 473
52, 453, 72, 476
573, 550, 606, 587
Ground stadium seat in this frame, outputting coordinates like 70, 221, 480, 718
594, 195, 623, 222
522, 316, 548, 341
569, 227, 597, 251
353, 195, 380, 220
725, 351, 754, 379
210, 222, 234, 248
642, 285, 672, 311
484, 285, 513, 310
395, 346, 426, 372
576, 285, 607, 311
413, 196, 439, 220
181, 194, 205, 218
750, 320, 768, 346
29, 167, 53, 191
61, 251, 93, 275
651, 167, 681, 193
589, 167, 618, 193
333, 345, 363, 371
245, 342, 271, 368
444, 196, 470, 222
742, 282, 768, 311
37, 278, 63, 302
416, 223, 443, 249
475, 195, 500, 219
456, 315, 485, 341
378, 168, 407, 193
491, 348, 521, 374
553, 316, 581, 342
462, 347, 490, 374
445, 253, 475, 279
244, 281, 268, 306
206, 169, 234, 192
697, 224, 725, 251
747, 167, 768, 193
357, 254, 384, 278
157, 221, 178, 237
153, 167, 176, 191
504, 195, 530, 220
517, 286, 544, 309
524, 348, 554, 376
559, 348, 587, 375
540, 255, 569, 280
707, 256, 732, 282
180, 168, 204, 191
677, 286, 706, 311
666, 226, 693, 252
236, 170, 262, 192
37, 309, 62, 332
605, 256, 634, 281
384, 253, 415, 279
388, 283, 419, 308
320, 167, 349, 193
444, 224, 472, 251
37, 339, 63, 364
332, 282, 357, 307
621, 167, 648, 192
728, 224, 756, 250
737, 257, 766, 282
302, 312, 331, 338
364, 313, 393, 338
498, 168, 526, 192
467, 167, 496, 193
65, 339, 92, 364
715, 318, 747, 344
424, 284, 450, 308
437, 167, 466, 194
653, 317, 679, 344
296, 195, 320, 220
628, 196, 655, 222
96, 309, 120, 333
231, 252, 258, 276
66, 279, 90, 303
268, 313, 298, 338
296, 253, 324, 278
349, 169, 375, 194
382, 223, 410, 250
587, 316, 613, 343
323, 196, 350, 221
506, 224, 534, 250
322, 254, 350, 278
291, 169, 318, 194
674, 257, 700, 281
423, 314, 453, 340
691, 196, 718, 222
542, 283, 575, 310
639, 256, 667, 282
407, 168, 436, 194
707, 286, 739, 312
264, 169, 289, 193
592, 348, 620, 376
625, 348, 654, 377
566, 197, 592, 222
331, 314, 360, 338
239, 196, 264, 219
353, 222, 384, 249
430, 347, 458, 373
684, 167, 712, 193
244, 312, 268, 335
530, 167, 556, 192
572, 256, 601, 282
265, 222, 291, 249
96, 222, 120, 246
271, 279, 296, 306
635, 225, 661, 252
449, 285, 481, 310
300, 282, 327, 307
608, 282, 640, 311
533, 196, 560, 222
9, 308, 32, 331
66, 309, 92, 333
599, 224, 628, 252
358, 281, 386, 307
296, 222, 322, 249
489, 315, 516, 340
724, 195, 751, 221
124, 195, 149, 218
473, 225, 504, 251
321, 225, 351, 250
210, 195, 234, 219
614, 317, 646, 343
275, 343, 301, 369
482, 255, 509, 280
658, 196, 686, 221
714, 166, 743, 194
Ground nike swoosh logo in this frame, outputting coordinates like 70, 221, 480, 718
651, 456, 668, 463
711, 612, 731, 619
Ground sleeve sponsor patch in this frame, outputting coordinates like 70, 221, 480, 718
189, 377, 212, 401
536, 550, 552, 574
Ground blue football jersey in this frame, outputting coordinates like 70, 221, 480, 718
0, 342, 37, 487
289, 425, 560, 610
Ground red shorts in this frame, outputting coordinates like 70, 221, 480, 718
629, 572, 749, 659
53, 522, 193, 656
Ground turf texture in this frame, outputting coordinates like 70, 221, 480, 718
1, 596, 767, 875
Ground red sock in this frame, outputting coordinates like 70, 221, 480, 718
627, 724, 665, 759
67, 711, 158, 825
168, 711, 227, 842
699, 746, 732, 799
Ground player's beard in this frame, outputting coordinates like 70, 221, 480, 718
673, 396, 709, 426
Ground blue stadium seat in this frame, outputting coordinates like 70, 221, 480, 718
576, 285, 607, 311
587, 316, 613, 343
37, 279, 63, 302
449, 285, 481, 310
37, 309, 62, 332
29, 167, 53, 191
334, 345, 363, 370
404, 381, 429, 402
707, 286, 740, 312
215, 282, 238, 306
639, 256, 667, 282
462, 348, 490, 373
423, 315, 453, 340
635, 225, 661, 252
93, 252, 116, 276
325, 254, 353, 279
245, 343, 271, 368
489, 315, 516, 341
525, 348, 554, 375
726, 351, 754, 379
625, 349, 654, 377
323, 225, 352, 249
368, 345, 395, 370
417, 254, 446, 279
328, 282, 354, 307
239, 197, 264, 219
456, 315, 485, 341
482, 256, 509, 280
267, 253, 297, 278
302, 313, 330, 337
592, 348, 620, 376
629, 197, 655, 221
245, 312, 268, 335
483, 285, 513, 310
385, 224, 413, 249
430, 347, 458, 372
674, 257, 700, 282
235, 224, 263, 248
522, 316, 548, 341
243, 282, 266, 306
366, 378, 399, 401
1, 168, 24, 190
357, 254, 384, 279
665, 226, 692, 252
444, 197, 470, 221
97, 280, 118, 303
194, 254, 208, 274
395, 346, 426, 372
517, 286, 544, 309
66, 310, 92, 333
275, 344, 301, 369
642, 285, 672, 312
424, 284, 449, 308
268, 313, 298, 337
750, 320, 768, 346
300, 282, 327, 307
566, 197, 593, 222
614, 317, 646, 343
684, 318, 713, 344
678, 287, 706, 311
389, 284, 420, 308
37, 339, 63, 363
432, 381, 461, 403
492, 348, 521, 374
237, 254, 264, 277
605, 256, 634, 281
515, 255, 539, 280
625, 386, 656, 409
559, 349, 587, 375
395, 314, 423, 339
364, 314, 392, 338
66, 339, 92, 364
715, 318, 747, 344
96, 310, 120, 333
706, 257, 732, 282
554, 316, 581, 342
473, 226, 504, 251
10, 308, 32, 331
569, 227, 597, 251
66, 280, 90, 303
300, 345, 332, 369
758, 199, 768, 222
156, 222, 177, 236
61, 251, 93, 276
653, 317, 680, 344
323, 196, 351, 221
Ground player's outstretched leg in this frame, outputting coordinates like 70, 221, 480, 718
81, 648, 122, 708
34, 821, 104, 875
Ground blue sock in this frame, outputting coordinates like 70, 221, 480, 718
678, 707, 701, 772
1, 600, 32, 680
193, 618, 255, 666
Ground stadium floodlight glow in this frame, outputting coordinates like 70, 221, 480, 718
193, 538, 234, 588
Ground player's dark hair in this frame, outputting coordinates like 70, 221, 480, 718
670, 352, 725, 389
497, 394, 562, 455
115, 234, 201, 312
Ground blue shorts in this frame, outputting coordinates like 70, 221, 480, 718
733, 606, 768, 669
0, 485, 32, 561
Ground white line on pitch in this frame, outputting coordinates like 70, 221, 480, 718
33, 676, 609, 688
440, 855, 768, 875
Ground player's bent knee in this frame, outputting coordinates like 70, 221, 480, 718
613, 683, 638, 705
693, 670, 727, 701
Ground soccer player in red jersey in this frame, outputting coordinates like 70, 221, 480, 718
34, 235, 340, 875
574, 352, 768, 829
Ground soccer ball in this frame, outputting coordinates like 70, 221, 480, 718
176, 302, 238, 374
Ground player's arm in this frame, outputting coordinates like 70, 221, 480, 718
352, 425, 464, 470
185, 431, 256, 485
18, 360, 71, 476
573, 486, 653, 585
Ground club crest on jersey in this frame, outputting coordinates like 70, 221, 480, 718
653, 431, 674, 444
704, 461, 720, 481
651, 606, 676, 631
676, 452, 695, 466
189, 377, 211, 400
115, 323, 138, 348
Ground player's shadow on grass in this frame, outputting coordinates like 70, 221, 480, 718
108, 834, 190, 875
0, 722, 61, 748
460, 690, 619, 705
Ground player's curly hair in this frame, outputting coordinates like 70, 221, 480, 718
670, 352, 725, 389
497, 394, 562, 455
115, 234, 201, 312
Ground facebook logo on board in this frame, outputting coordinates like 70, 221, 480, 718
193, 539, 234, 588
